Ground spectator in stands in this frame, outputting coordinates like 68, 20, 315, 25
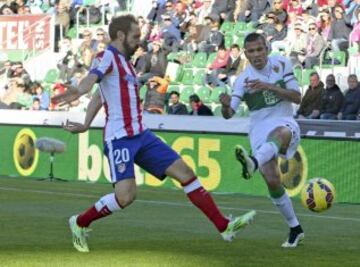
147, 0, 167, 23
233, 0, 247, 22
198, 14, 224, 54
269, 18, 288, 52
31, 97, 41, 111
205, 46, 230, 87
96, 41, 107, 53
167, 91, 188, 115
328, 5, 352, 51
138, 16, 151, 44
57, 37, 82, 82
143, 76, 170, 114
133, 45, 148, 74
337, 74, 360, 120
350, 9, 360, 47
30, 82, 50, 110
245, 0, 270, 23
94, 28, 109, 51
196, 0, 213, 25
304, 22, 326, 68
0, 78, 24, 109
222, 44, 242, 86
0, 5, 14, 15
319, 74, 344, 119
296, 72, 325, 118
182, 24, 202, 52
211, 0, 236, 21
318, 10, 332, 41
189, 94, 213, 116
7, 62, 31, 86
161, 14, 182, 52
287, 0, 303, 16
268, 0, 288, 24
0, 60, 12, 77
286, 23, 307, 66
138, 41, 167, 86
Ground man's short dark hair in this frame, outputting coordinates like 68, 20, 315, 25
189, 94, 200, 103
310, 72, 320, 79
108, 14, 138, 41
170, 91, 180, 97
244, 33, 267, 48
230, 44, 240, 50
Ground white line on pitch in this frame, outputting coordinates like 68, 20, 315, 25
0, 186, 359, 222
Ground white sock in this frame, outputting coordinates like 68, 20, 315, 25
254, 142, 279, 167
271, 192, 299, 228
95, 193, 122, 213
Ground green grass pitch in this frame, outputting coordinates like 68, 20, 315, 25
0, 176, 359, 267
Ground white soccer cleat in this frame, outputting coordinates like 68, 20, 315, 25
235, 145, 256, 180
221, 210, 256, 242
281, 225, 304, 248
69, 215, 91, 253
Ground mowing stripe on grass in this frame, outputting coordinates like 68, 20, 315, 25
1, 186, 359, 223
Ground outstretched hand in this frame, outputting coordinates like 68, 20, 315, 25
245, 79, 271, 91
52, 84, 81, 106
62, 119, 88, 134
219, 93, 231, 107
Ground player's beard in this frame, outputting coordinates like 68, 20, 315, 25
124, 39, 138, 60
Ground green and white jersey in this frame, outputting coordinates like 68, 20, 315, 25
231, 55, 300, 128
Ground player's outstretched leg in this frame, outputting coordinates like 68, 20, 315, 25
235, 145, 257, 179
68, 193, 123, 252
181, 176, 256, 241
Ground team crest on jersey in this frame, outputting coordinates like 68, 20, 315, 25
272, 66, 280, 73
117, 163, 126, 173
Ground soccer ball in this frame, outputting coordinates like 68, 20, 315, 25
301, 178, 336, 212
15, 133, 35, 170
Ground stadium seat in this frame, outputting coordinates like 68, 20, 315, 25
301, 68, 315, 87
294, 67, 302, 83
43, 69, 59, 84
233, 22, 247, 33
224, 34, 234, 49
210, 87, 227, 103
323, 51, 346, 68
193, 69, 206, 85
207, 52, 217, 65
236, 36, 245, 48
139, 85, 147, 100
167, 85, 180, 93
192, 52, 208, 68
167, 52, 179, 61
195, 86, 211, 103
220, 21, 234, 33
181, 69, 194, 85
246, 22, 256, 32
180, 87, 194, 102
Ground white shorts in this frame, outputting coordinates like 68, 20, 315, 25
249, 117, 300, 159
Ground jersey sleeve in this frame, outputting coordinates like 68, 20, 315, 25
89, 50, 113, 82
282, 56, 300, 93
230, 75, 245, 111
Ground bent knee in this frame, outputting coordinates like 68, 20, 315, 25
166, 159, 195, 184
115, 192, 136, 207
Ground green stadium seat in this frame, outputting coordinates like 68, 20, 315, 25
192, 52, 208, 68
139, 85, 147, 100
167, 85, 180, 93
224, 33, 234, 49
207, 52, 217, 65
236, 36, 245, 48
233, 22, 247, 33
193, 69, 206, 85
322, 50, 346, 68
181, 69, 194, 85
220, 21, 234, 33
301, 68, 315, 87
246, 22, 256, 31
196, 86, 211, 103
180, 87, 194, 102
210, 87, 227, 103
167, 52, 179, 61
43, 69, 59, 84
294, 67, 302, 84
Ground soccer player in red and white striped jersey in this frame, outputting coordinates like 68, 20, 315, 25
53, 14, 256, 253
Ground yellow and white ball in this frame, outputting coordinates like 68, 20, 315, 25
301, 178, 336, 212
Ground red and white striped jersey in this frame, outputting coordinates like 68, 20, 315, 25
90, 45, 145, 141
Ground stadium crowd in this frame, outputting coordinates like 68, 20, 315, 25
0, 0, 360, 120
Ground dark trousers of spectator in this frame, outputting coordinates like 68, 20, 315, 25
304, 56, 320, 69
320, 113, 337, 120
206, 70, 226, 87
198, 42, 216, 54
